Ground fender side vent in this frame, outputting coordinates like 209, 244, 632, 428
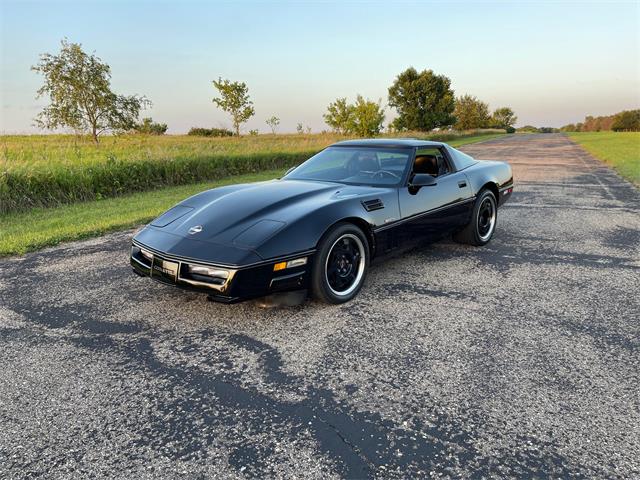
362, 199, 384, 212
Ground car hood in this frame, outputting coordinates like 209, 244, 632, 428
142, 179, 379, 249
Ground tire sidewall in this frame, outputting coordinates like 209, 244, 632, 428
312, 223, 369, 304
473, 190, 497, 246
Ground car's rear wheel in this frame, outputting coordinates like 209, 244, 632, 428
311, 223, 369, 304
453, 189, 497, 246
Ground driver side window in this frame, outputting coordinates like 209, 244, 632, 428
412, 147, 450, 177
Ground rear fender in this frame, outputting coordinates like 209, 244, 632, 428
464, 161, 513, 196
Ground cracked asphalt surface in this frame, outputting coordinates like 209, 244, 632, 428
1, 133, 639, 478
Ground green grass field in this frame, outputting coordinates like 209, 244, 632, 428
0, 130, 504, 214
0, 171, 282, 256
0, 132, 505, 256
567, 132, 640, 184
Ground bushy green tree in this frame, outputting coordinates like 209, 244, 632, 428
454, 95, 490, 130
347, 96, 385, 137
265, 116, 280, 134
32, 39, 149, 144
212, 78, 255, 136
387, 67, 455, 131
324, 96, 385, 137
134, 117, 167, 135
323, 98, 353, 134
612, 110, 640, 131
491, 107, 517, 129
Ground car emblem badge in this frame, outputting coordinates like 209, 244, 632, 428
188, 225, 203, 235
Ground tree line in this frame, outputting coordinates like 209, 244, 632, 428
559, 110, 640, 132
211, 67, 518, 137
32, 40, 519, 142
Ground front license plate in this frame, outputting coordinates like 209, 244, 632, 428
151, 257, 179, 284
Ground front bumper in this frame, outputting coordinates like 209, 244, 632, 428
130, 240, 313, 303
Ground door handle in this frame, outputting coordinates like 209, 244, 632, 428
458, 181, 467, 188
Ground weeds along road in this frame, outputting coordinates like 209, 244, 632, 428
1, 134, 638, 478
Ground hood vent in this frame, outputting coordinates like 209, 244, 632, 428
362, 199, 384, 212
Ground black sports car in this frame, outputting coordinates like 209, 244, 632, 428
131, 139, 513, 304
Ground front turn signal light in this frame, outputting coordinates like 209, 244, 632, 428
273, 257, 307, 272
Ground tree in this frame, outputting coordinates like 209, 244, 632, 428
323, 97, 354, 134
491, 107, 517, 129
347, 96, 385, 137
32, 39, 149, 144
323, 96, 385, 137
265, 116, 280, 134
454, 95, 490, 130
296, 123, 304, 134
387, 67, 455, 131
612, 110, 640, 131
212, 78, 255, 136
134, 117, 167, 135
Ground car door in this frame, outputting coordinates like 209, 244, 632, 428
396, 146, 473, 244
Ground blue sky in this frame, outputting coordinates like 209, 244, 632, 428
1, 0, 639, 133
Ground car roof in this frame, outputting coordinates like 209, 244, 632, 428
331, 138, 445, 148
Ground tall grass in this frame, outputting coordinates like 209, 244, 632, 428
0, 130, 504, 214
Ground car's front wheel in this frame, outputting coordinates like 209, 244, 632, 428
311, 223, 369, 304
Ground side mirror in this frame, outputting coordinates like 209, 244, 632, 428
409, 173, 437, 188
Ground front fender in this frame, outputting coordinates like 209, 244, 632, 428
255, 189, 399, 259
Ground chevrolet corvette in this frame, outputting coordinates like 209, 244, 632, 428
131, 139, 513, 303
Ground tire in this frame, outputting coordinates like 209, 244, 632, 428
311, 223, 369, 304
453, 189, 498, 246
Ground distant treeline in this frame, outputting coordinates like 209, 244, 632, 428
517, 126, 559, 133
29, 40, 519, 141
559, 110, 640, 132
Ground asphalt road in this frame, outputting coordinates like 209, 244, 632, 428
1, 134, 638, 479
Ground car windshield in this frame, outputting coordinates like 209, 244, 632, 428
284, 146, 412, 186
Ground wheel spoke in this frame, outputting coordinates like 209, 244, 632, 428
345, 270, 356, 283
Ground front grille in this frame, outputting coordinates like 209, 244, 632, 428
131, 241, 236, 292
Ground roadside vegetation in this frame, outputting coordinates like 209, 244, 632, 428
0, 170, 282, 257
567, 132, 640, 184
0, 133, 503, 256
560, 110, 640, 133
0, 130, 504, 214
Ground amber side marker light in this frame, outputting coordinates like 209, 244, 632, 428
273, 257, 307, 272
